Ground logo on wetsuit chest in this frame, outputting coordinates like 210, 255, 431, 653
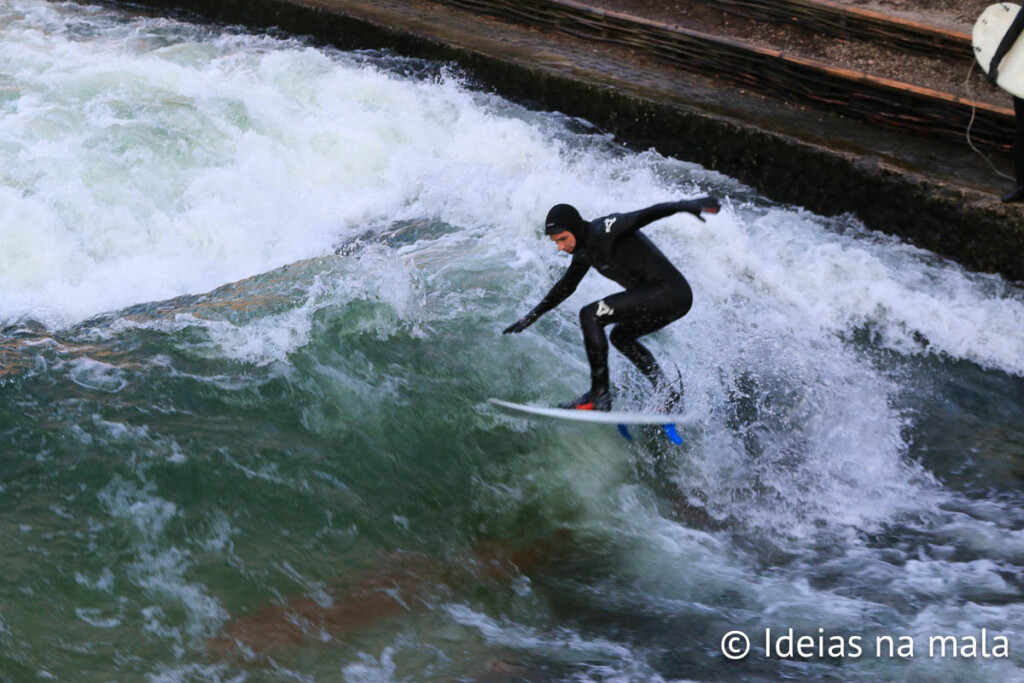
604, 217, 617, 233
596, 300, 614, 318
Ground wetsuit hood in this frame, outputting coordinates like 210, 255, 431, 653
544, 204, 588, 247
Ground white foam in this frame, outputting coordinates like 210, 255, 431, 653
342, 648, 398, 683
0, 4, 551, 328
74, 607, 121, 629
98, 476, 229, 642
3, 1, 1020, 386
75, 567, 116, 593
444, 604, 672, 681
671, 206, 1024, 374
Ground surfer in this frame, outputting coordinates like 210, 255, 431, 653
987, 5, 1024, 203
503, 197, 720, 411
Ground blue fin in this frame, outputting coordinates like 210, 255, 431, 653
662, 424, 683, 445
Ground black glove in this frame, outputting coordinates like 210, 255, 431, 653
679, 196, 721, 222
503, 311, 538, 334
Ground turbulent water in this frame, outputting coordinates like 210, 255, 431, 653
1, 2, 1023, 681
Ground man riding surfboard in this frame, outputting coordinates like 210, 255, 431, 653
503, 197, 720, 411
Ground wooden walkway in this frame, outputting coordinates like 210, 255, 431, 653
716, 0, 972, 58
434, 0, 1013, 154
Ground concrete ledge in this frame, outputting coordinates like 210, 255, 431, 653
120, 0, 1024, 281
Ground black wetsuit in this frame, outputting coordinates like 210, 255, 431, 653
989, 7, 1024, 201
509, 199, 714, 406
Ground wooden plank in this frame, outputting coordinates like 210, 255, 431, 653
716, 0, 972, 58
433, 0, 1013, 153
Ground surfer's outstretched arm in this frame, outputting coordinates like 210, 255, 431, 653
503, 258, 589, 334
607, 196, 720, 240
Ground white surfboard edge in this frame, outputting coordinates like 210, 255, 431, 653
488, 398, 695, 426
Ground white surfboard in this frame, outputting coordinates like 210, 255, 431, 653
488, 398, 694, 444
974, 3, 1024, 98
487, 398, 693, 426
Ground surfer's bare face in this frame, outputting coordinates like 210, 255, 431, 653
550, 230, 576, 254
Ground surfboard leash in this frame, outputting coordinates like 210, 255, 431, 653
964, 60, 1015, 182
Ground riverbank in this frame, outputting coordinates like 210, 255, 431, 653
121, 0, 1024, 281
